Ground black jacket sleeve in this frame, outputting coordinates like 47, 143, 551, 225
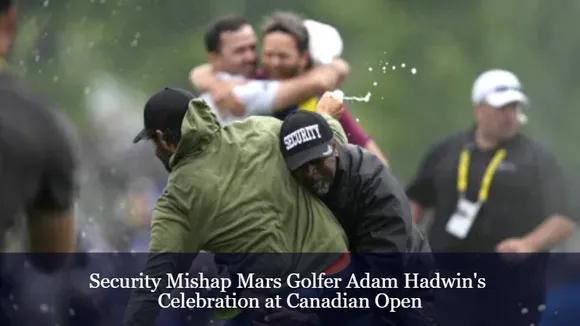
352, 149, 414, 254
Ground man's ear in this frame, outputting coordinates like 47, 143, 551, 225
155, 130, 179, 152
153, 130, 171, 151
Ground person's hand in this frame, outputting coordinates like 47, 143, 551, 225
496, 237, 536, 253
316, 91, 343, 119
253, 307, 320, 326
496, 237, 537, 263
210, 80, 237, 110
189, 64, 213, 91
210, 79, 247, 117
330, 58, 350, 77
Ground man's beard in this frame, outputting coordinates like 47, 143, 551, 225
311, 180, 331, 196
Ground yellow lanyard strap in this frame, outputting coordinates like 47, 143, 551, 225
457, 148, 507, 202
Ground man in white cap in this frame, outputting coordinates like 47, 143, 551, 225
406, 69, 576, 326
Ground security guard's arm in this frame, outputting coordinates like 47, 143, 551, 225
342, 154, 411, 304
356, 155, 411, 253
123, 180, 200, 326
521, 152, 576, 251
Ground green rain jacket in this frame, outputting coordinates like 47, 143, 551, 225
150, 98, 349, 273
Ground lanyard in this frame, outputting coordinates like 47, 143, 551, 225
457, 147, 507, 202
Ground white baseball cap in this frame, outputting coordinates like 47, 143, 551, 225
471, 69, 528, 108
303, 19, 343, 66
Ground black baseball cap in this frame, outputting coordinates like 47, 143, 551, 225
280, 110, 334, 171
132, 87, 196, 144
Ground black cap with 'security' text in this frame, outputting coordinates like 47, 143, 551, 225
280, 110, 334, 171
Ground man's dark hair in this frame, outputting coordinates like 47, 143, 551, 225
261, 11, 309, 53
1, 0, 12, 14
204, 14, 249, 53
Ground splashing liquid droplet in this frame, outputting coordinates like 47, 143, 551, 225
343, 92, 372, 103
411, 68, 417, 74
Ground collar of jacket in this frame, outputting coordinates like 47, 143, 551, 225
169, 98, 221, 169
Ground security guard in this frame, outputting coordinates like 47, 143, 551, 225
267, 109, 435, 326
406, 69, 576, 326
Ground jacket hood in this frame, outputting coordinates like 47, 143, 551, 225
170, 98, 220, 168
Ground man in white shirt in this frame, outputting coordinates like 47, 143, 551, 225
191, 14, 349, 125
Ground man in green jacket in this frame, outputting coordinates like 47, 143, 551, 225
123, 88, 350, 326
